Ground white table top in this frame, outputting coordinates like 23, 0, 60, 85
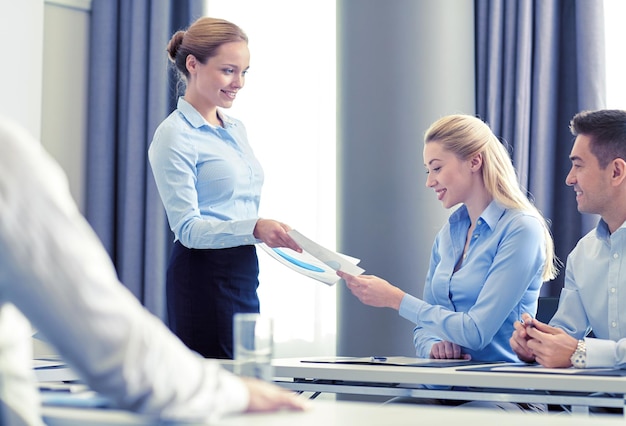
40, 357, 626, 425
42, 400, 626, 426
272, 357, 626, 394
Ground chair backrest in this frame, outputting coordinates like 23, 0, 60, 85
536, 296, 559, 324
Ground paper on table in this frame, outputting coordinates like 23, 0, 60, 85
33, 359, 66, 369
300, 356, 476, 367
257, 230, 364, 286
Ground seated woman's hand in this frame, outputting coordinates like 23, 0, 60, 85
337, 271, 405, 310
430, 341, 471, 360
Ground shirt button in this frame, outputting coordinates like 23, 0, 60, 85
611, 287, 617, 293
614, 253, 619, 259
473, 235, 479, 239
477, 219, 482, 225
612, 321, 617, 328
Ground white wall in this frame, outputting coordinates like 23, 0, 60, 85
41, 1, 90, 211
0, 0, 88, 210
0, 1, 44, 138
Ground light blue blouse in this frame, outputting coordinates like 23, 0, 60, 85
149, 98, 263, 249
399, 201, 546, 362
551, 219, 626, 368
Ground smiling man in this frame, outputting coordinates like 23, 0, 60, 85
510, 109, 626, 371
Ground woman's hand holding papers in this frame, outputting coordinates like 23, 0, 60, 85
337, 271, 405, 310
253, 219, 302, 252
340, 270, 472, 360
510, 313, 578, 368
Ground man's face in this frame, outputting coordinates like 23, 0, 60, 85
565, 134, 613, 216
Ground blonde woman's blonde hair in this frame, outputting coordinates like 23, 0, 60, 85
424, 114, 558, 281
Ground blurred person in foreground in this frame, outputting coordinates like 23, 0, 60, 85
0, 116, 307, 426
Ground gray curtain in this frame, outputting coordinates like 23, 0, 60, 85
85, 0, 205, 319
475, 0, 606, 294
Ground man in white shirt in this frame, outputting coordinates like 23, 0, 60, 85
0, 117, 307, 425
510, 109, 626, 370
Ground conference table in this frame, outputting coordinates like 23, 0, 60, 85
40, 399, 626, 426
38, 356, 626, 424
269, 356, 626, 415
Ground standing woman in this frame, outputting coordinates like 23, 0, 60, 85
149, 17, 300, 359
339, 114, 559, 363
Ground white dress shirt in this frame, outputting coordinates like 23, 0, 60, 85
0, 117, 248, 424
551, 218, 626, 368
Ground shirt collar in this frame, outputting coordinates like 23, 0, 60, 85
449, 199, 504, 230
479, 200, 505, 230
595, 217, 626, 240
595, 219, 610, 240
177, 97, 236, 129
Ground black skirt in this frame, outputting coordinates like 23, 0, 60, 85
166, 242, 260, 359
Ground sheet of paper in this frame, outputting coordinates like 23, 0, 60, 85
33, 359, 66, 369
257, 230, 364, 285
288, 230, 365, 276
300, 356, 488, 368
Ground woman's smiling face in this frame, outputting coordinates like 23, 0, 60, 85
423, 141, 475, 209
186, 40, 250, 110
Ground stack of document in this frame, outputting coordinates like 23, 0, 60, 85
258, 230, 364, 286
33, 358, 80, 382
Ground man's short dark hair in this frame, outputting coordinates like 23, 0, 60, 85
569, 110, 626, 169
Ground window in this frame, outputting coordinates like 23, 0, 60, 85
205, 1, 337, 357
605, 0, 626, 109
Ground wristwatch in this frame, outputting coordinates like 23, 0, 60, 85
570, 339, 587, 368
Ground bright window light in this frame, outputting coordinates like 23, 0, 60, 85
205, 1, 337, 357
605, 0, 626, 109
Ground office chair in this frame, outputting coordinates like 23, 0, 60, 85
535, 296, 560, 323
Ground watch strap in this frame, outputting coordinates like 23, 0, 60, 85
570, 339, 587, 368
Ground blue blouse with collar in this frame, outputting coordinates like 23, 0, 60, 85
399, 200, 546, 362
149, 98, 263, 249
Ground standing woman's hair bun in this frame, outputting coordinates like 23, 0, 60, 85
167, 17, 247, 91
166, 30, 186, 63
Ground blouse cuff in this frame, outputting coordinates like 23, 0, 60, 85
398, 294, 424, 323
